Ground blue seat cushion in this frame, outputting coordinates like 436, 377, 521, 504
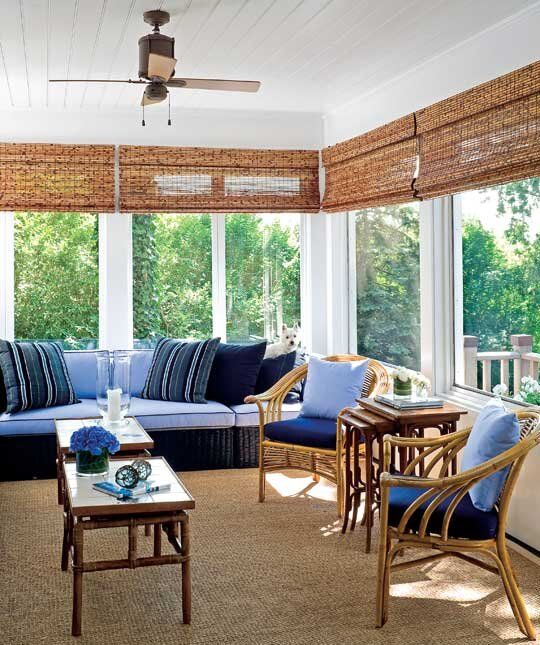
231, 402, 301, 427
0, 397, 235, 436
388, 482, 499, 540
264, 417, 337, 450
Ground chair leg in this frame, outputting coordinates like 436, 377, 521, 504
496, 541, 536, 640
376, 536, 393, 627
258, 465, 266, 503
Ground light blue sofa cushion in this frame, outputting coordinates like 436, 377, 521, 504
0, 397, 235, 436
461, 403, 520, 512
300, 357, 368, 420
129, 397, 234, 430
231, 402, 302, 427
64, 350, 155, 398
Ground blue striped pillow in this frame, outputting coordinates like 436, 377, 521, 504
141, 337, 220, 404
0, 340, 79, 413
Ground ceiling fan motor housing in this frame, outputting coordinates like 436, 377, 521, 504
138, 33, 175, 80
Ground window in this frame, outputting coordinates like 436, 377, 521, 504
454, 178, 540, 401
351, 203, 420, 369
225, 213, 301, 343
14, 212, 99, 349
132, 214, 213, 348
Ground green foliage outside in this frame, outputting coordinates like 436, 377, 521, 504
132, 214, 213, 345
14, 212, 99, 349
355, 204, 421, 369
225, 214, 300, 342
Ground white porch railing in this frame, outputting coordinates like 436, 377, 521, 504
463, 334, 540, 396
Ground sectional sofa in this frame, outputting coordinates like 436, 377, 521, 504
0, 349, 301, 481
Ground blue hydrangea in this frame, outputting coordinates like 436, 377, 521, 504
70, 425, 121, 456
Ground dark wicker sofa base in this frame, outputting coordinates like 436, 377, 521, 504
1, 425, 260, 481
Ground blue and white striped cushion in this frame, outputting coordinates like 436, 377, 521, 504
0, 340, 79, 413
141, 337, 220, 404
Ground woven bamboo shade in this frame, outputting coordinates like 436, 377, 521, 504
0, 144, 115, 212
119, 146, 320, 213
415, 61, 540, 198
321, 115, 418, 212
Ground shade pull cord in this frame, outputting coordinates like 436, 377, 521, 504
142, 102, 145, 127
168, 91, 172, 126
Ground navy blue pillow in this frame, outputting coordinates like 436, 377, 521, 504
255, 352, 297, 394
206, 342, 267, 406
0, 365, 6, 413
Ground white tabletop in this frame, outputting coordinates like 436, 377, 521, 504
56, 417, 154, 453
64, 457, 195, 517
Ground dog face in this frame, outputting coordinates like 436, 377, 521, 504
280, 323, 301, 352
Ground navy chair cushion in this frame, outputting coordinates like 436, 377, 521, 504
265, 417, 337, 450
388, 483, 499, 540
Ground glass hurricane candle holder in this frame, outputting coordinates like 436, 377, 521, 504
96, 351, 132, 427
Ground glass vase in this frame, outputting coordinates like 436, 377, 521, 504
76, 449, 109, 476
95, 351, 131, 427
393, 378, 412, 398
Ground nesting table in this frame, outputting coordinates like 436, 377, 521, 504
55, 417, 154, 505
339, 399, 468, 552
61, 456, 195, 636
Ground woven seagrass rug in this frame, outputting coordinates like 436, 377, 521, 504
1, 469, 539, 644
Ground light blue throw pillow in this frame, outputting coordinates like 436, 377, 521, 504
461, 403, 520, 512
299, 357, 368, 420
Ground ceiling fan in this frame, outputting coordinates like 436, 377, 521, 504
49, 10, 261, 124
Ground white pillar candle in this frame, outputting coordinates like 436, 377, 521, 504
107, 388, 122, 422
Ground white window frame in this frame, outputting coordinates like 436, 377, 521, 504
0, 211, 308, 351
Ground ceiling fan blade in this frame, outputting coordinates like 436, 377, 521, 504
141, 93, 166, 107
147, 53, 176, 81
167, 78, 261, 92
49, 78, 146, 84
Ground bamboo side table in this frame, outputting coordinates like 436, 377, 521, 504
339, 400, 468, 553
61, 457, 195, 637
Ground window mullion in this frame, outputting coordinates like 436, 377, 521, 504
0, 212, 14, 340
212, 214, 227, 340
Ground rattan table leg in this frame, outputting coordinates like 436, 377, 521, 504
72, 522, 84, 637
61, 503, 73, 572
363, 430, 374, 553
154, 523, 162, 556
180, 515, 191, 624
341, 424, 352, 533
350, 427, 361, 532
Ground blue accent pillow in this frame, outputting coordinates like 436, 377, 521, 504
255, 352, 297, 394
299, 356, 368, 420
461, 403, 520, 512
206, 342, 267, 406
141, 337, 220, 404
0, 340, 79, 413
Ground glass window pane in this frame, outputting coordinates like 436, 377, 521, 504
353, 203, 420, 369
454, 178, 540, 401
14, 212, 99, 349
132, 214, 212, 347
225, 213, 301, 343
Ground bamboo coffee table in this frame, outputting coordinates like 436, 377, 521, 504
61, 456, 195, 636
55, 417, 154, 505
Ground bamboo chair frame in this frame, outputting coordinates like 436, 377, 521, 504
245, 355, 389, 516
375, 410, 540, 640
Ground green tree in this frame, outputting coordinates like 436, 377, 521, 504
14, 212, 99, 349
355, 204, 420, 369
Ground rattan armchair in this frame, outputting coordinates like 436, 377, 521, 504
245, 354, 389, 516
375, 410, 540, 640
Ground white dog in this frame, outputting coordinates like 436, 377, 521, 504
264, 323, 301, 359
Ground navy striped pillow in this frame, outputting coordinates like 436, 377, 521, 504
141, 337, 220, 404
0, 340, 79, 413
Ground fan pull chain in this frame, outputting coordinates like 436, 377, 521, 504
168, 91, 172, 126
142, 102, 146, 127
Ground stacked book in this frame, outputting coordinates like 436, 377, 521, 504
93, 480, 171, 501
375, 393, 444, 410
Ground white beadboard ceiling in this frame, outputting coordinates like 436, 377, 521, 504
0, 0, 538, 115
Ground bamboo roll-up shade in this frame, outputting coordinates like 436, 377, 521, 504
321, 115, 417, 211
119, 146, 320, 213
0, 143, 115, 212
415, 61, 540, 198
322, 138, 418, 212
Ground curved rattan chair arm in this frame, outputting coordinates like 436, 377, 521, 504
244, 363, 308, 404
382, 430, 539, 492
383, 427, 472, 449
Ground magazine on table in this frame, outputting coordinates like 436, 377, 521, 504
93, 479, 171, 500
375, 393, 444, 410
